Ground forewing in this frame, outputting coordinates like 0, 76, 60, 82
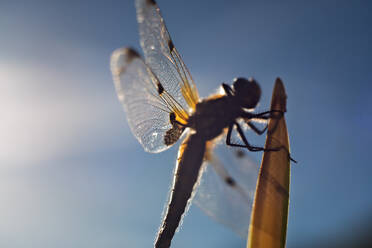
194, 144, 259, 237
136, 0, 199, 110
111, 47, 187, 153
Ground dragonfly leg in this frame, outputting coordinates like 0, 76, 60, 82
222, 83, 234, 96
227, 119, 297, 163
248, 110, 284, 120
247, 122, 268, 135
226, 123, 277, 152
226, 124, 244, 148
235, 122, 280, 152
242, 110, 283, 133
226, 123, 249, 149
241, 121, 297, 163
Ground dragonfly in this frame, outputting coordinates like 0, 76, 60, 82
110, 0, 287, 247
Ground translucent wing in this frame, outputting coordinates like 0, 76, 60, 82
111, 47, 189, 153
194, 143, 260, 237
135, 0, 199, 111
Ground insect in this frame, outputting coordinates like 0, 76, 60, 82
110, 0, 288, 247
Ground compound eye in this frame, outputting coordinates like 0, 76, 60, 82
233, 77, 249, 92
233, 77, 261, 109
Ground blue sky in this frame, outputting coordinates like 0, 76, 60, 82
1, 0, 372, 247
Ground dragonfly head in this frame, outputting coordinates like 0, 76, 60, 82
232, 77, 261, 109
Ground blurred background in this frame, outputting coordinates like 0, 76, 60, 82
1, 0, 372, 247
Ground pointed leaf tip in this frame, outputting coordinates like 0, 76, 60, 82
271, 78, 287, 112
247, 78, 291, 248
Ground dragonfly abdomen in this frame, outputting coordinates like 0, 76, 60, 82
155, 134, 206, 248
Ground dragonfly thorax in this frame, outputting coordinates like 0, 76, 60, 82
187, 96, 241, 140
187, 78, 261, 141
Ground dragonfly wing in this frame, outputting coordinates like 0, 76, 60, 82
111, 47, 187, 153
135, 0, 199, 110
193, 144, 259, 237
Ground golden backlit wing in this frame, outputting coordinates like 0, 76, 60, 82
111, 48, 189, 152
111, 0, 202, 152
136, 0, 199, 111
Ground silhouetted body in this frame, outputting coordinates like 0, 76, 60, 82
110, 0, 289, 247
155, 78, 272, 248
